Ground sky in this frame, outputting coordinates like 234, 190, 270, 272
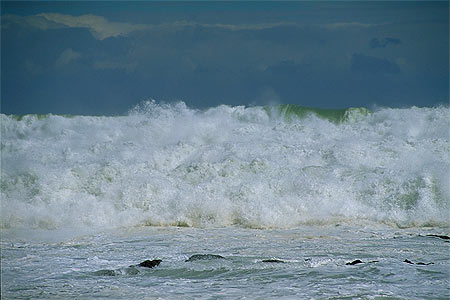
1, 1, 449, 115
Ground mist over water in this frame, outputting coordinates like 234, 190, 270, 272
1, 102, 449, 230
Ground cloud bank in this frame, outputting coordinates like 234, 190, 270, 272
3, 12, 379, 40
3, 13, 149, 40
55, 48, 81, 67
40, 13, 151, 40
1, 2, 448, 115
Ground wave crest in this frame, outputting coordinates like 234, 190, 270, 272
1, 103, 449, 229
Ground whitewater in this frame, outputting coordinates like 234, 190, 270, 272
1, 102, 449, 299
2, 102, 449, 229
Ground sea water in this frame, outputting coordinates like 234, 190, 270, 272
1, 102, 449, 299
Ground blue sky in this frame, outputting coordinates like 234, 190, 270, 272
1, 1, 448, 115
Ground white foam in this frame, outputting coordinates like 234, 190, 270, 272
1, 103, 449, 229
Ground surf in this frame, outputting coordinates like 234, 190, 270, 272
1, 102, 449, 229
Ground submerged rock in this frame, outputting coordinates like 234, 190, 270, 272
125, 266, 140, 275
346, 259, 363, 265
185, 254, 225, 262
93, 269, 116, 276
138, 259, 162, 268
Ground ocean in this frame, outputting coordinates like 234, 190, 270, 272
1, 102, 449, 299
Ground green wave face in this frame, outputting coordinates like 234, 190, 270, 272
8, 104, 371, 124
264, 104, 371, 123
8, 114, 75, 121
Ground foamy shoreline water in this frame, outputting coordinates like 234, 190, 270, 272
2, 225, 449, 299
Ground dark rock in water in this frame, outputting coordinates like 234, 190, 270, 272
185, 254, 225, 262
138, 259, 162, 268
426, 234, 450, 240
346, 259, 363, 265
416, 262, 434, 266
404, 259, 434, 265
403, 259, 434, 266
262, 259, 285, 263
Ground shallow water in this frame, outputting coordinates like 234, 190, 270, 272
2, 225, 449, 299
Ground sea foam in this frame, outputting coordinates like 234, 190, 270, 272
1, 102, 449, 229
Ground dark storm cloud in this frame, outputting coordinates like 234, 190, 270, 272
351, 54, 401, 74
1, 2, 449, 114
370, 37, 402, 49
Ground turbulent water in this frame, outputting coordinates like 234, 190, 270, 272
1, 102, 449, 229
1, 102, 449, 299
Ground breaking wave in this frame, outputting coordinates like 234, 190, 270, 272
1, 102, 449, 229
